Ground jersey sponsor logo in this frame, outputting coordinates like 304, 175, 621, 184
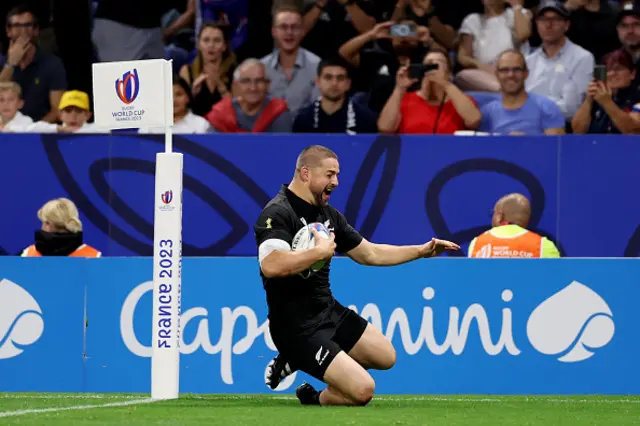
0, 278, 45, 359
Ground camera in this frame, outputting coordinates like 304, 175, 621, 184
390, 23, 417, 38
408, 63, 439, 79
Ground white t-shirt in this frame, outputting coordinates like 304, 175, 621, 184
459, 8, 531, 65
23, 121, 107, 133
138, 111, 213, 134
1, 111, 34, 132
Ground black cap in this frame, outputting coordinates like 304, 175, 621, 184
617, 1, 640, 25
536, 0, 569, 19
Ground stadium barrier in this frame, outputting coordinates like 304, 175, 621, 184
1, 133, 639, 258
0, 256, 637, 394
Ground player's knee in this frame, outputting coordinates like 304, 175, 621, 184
381, 345, 396, 370
352, 377, 375, 406
375, 342, 396, 370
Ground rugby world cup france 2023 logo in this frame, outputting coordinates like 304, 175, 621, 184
112, 69, 145, 123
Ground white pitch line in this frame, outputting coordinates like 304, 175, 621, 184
0, 395, 142, 400
186, 395, 640, 404
0, 398, 155, 418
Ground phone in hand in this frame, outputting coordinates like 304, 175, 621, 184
390, 23, 417, 38
408, 63, 439, 79
593, 65, 607, 82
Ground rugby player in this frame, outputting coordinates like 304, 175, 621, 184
254, 145, 459, 406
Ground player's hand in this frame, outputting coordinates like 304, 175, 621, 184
311, 228, 336, 260
421, 238, 460, 258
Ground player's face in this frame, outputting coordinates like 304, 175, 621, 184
308, 158, 340, 206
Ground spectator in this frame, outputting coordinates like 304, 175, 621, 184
293, 57, 377, 134
0, 6, 66, 123
479, 49, 566, 134
525, 1, 595, 119
572, 49, 640, 133
378, 49, 481, 134
468, 193, 560, 258
456, 0, 533, 92
205, 58, 293, 133
179, 22, 237, 117
21, 198, 101, 258
388, 0, 457, 49
339, 21, 433, 113
92, 0, 169, 62
162, 0, 197, 72
565, 0, 622, 63
26, 90, 100, 133
261, 5, 321, 116
139, 76, 213, 134
300, 0, 377, 59
0, 81, 32, 131
196, 0, 248, 53
614, 2, 640, 86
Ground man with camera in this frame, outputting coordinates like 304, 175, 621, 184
377, 48, 481, 134
338, 20, 440, 112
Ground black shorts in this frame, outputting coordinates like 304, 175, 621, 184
270, 301, 369, 381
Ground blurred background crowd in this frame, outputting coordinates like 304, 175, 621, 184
0, 0, 639, 136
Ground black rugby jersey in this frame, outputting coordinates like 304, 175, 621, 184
254, 184, 363, 334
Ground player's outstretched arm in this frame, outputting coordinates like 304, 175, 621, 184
261, 229, 336, 278
347, 238, 460, 266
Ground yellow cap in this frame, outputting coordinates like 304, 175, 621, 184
59, 90, 90, 111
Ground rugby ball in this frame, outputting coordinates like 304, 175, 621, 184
291, 222, 331, 274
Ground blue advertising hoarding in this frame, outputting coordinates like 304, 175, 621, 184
0, 133, 639, 258
0, 257, 637, 394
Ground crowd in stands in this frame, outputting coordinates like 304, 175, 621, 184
0, 0, 639, 136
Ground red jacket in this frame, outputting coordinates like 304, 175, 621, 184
206, 97, 288, 133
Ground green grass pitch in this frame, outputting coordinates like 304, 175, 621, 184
1, 394, 639, 425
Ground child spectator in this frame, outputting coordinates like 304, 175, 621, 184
0, 81, 33, 131
139, 76, 213, 134
26, 90, 100, 133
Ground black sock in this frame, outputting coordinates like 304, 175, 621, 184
314, 389, 322, 405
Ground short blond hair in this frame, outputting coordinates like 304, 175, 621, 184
37, 198, 83, 233
0, 82, 22, 97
